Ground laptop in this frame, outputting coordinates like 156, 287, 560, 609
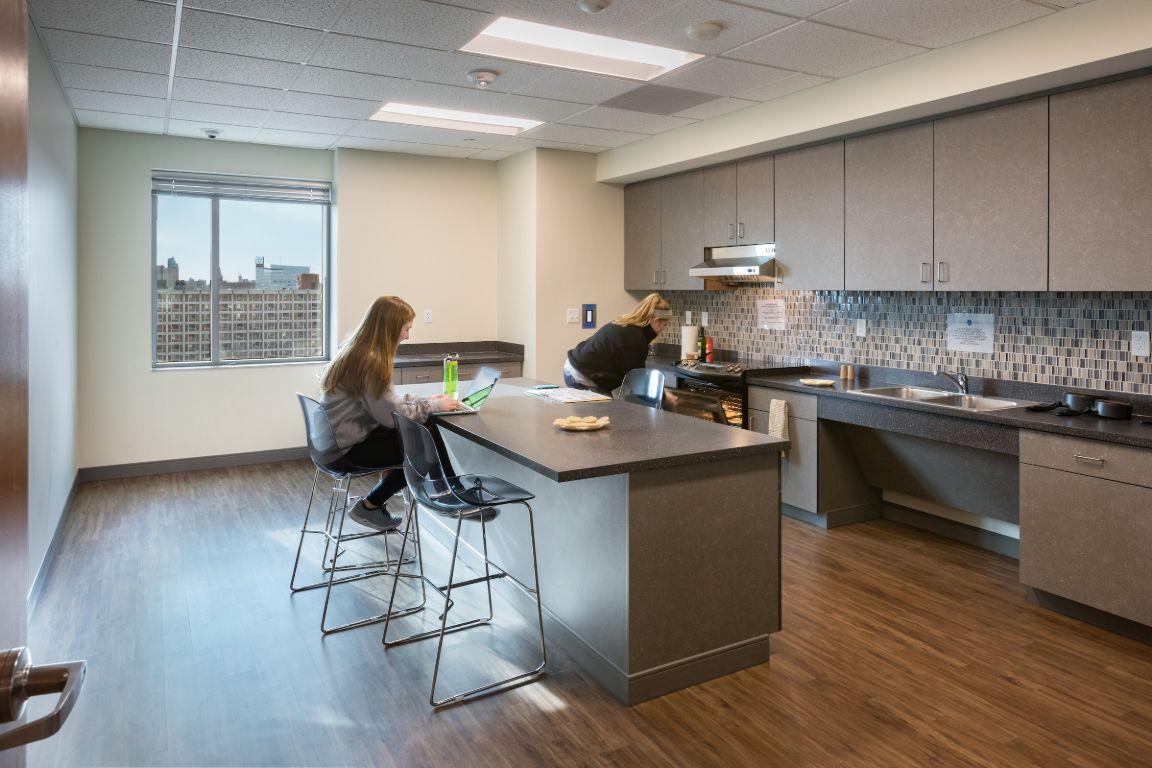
431, 366, 501, 415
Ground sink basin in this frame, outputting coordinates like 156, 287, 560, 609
919, 394, 1030, 412
856, 386, 954, 401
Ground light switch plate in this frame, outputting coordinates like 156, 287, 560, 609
685, 311, 692, 325
423, 309, 433, 324
1133, 330, 1150, 357
856, 319, 867, 337
566, 308, 580, 324
701, 311, 709, 327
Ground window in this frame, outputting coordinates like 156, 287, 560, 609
151, 172, 331, 367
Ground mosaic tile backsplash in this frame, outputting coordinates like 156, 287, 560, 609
656, 289, 1152, 394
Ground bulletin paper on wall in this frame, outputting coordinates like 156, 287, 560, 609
946, 313, 995, 354
757, 299, 787, 331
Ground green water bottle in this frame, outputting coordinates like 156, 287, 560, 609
443, 353, 459, 397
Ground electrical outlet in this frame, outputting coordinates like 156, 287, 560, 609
701, 311, 709, 327
856, 319, 867, 338
685, 311, 692, 325
423, 309, 433, 324
1133, 330, 1150, 358
566, 308, 580, 324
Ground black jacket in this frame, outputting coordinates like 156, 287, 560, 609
567, 323, 658, 393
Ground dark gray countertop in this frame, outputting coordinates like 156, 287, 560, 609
394, 350, 523, 368
748, 372, 1152, 450
400, 378, 788, 482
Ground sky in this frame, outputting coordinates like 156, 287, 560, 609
156, 195, 325, 283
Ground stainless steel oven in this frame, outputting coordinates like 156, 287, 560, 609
669, 361, 746, 428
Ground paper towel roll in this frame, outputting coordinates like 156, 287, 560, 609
681, 325, 700, 360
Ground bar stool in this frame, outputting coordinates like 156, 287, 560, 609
291, 394, 424, 634
382, 412, 547, 707
618, 367, 665, 409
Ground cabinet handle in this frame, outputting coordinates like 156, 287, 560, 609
653, 270, 659, 285
748, 414, 755, 431
728, 223, 735, 240
661, 270, 666, 284
937, 261, 949, 283
1074, 454, 1105, 464
921, 262, 930, 283
738, 222, 745, 239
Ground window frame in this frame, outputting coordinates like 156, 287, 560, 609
150, 172, 332, 370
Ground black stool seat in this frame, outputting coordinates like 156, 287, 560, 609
445, 474, 534, 511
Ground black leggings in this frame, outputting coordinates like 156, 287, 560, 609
343, 422, 455, 507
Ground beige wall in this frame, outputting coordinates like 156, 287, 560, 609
28, 24, 77, 587
334, 148, 498, 343
496, 150, 537, 376
598, 0, 1152, 182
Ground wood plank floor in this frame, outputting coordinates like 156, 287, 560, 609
27, 460, 1152, 767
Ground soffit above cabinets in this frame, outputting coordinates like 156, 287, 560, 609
29, 0, 1093, 160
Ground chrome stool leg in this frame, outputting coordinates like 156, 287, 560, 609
289, 467, 323, 591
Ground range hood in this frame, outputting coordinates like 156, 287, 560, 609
689, 243, 776, 285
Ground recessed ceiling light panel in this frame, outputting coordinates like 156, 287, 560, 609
460, 17, 703, 81
368, 102, 542, 136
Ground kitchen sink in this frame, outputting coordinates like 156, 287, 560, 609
855, 387, 1032, 412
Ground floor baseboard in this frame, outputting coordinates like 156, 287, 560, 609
28, 471, 80, 616
76, 446, 309, 482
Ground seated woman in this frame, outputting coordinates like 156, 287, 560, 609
320, 296, 459, 530
563, 293, 672, 396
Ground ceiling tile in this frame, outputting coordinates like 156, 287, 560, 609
293, 67, 409, 101
737, 71, 830, 100
30, 0, 175, 44
67, 88, 168, 117
263, 111, 358, 134
169, 100, 270, 127
349, 119, 519, 150
469, 148, 514, 161
674, 96, 757, 119
726, 21, 925, 77
600, 84, 717, 115
74, 109, 165, 132
41, 29, 171, 73
734, 0, 853, 16
171, 77, 285, 109
512, 69, 639, 105
333, 0, 494, 51
182, 0, 346, 29
654, 57, 799, 97
527, 141, 606, 154
178, 8, 323, 62
449, 0, 674, 34
167, 119, 260, 140
518, 123, 647, 148
630, 1, 796, 56
1034, 0, 1092, 6
309, 34, 544, 93
336, 137, 478, 158
279, 91, 381, 119
175, 48, 300, 89
560, 106, 695, 134
813, 0, 1045, 47
388, 81, 589, 123
912, 1, 1052, 47
254, 128, 338, 148
55, 62, 169, 97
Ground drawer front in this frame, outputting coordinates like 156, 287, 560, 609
459, 362, 522, 382
748, 386, 818, 421
749, 408, 817, 512
401, 365, 441, 385
1020, 431, 1152, 489
1021, 464, 1152, 626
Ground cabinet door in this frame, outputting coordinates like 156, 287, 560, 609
660, 170, 704, 290
736, 155, 774, 244
703, 164, 737, 247
749, 408, 817, 513
624, 180, 662, 291
1050, 74, 1152, 290
934, 99, 1048, 290
775, 142, 845, 290
845, 123, 933, 291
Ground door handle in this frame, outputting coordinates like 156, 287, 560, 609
738, 222, 745, 239
921, 262, 930, 283
937, 261, 949, 283
0, 647, 86, 750
728, 223, 734, 240
653, 270, 658, 285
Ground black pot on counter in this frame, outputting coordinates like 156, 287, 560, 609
1063, 393, 1098, 412
1095, 399, 1134, 420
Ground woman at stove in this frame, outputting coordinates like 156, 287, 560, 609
563, 293, 673, 398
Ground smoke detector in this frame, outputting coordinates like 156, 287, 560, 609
202, 128, 221, 139
467, 69, 498, 89
686, 21, 724, 41
577, 0, 611, 12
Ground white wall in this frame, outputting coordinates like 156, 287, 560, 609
496, 150, 537, 376
334, 148, 498, 343
27, 24, 77, 588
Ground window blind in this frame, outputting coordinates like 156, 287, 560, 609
151, 171, 331, 203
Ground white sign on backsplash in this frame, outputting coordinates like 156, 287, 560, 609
946, 313, 995, 354
756, 298, 787, 331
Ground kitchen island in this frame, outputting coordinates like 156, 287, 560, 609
396, 378, 788, 704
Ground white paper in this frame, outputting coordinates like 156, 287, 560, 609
946, 313, 995, 354
756, 299, 787, 331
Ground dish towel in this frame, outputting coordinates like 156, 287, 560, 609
768, 399, 789, 457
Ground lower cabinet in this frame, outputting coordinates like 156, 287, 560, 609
400, 362, 523, 385
1020, 432, 1152, 626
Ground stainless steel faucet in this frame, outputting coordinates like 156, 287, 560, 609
935, 367, 968, 394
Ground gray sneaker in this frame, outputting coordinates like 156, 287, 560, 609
349, 499, 402, 531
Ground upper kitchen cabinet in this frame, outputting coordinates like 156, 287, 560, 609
775, 142, 845, 290
703, 164, 738, 247
1050, 74, 1152, 290
934, 99, 1048, 291
736, 155, 774, 245
624, 180, 662, 291
845, 123, 934, 291
660, 170, 704, 290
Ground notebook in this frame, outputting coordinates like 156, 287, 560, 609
430, 366, 501, 415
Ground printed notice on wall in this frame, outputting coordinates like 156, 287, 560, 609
946, 313, 995, 354
757, 299, 787, 331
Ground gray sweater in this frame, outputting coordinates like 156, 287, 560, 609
320, 383, 435, 452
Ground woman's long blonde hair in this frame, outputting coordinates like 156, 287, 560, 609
615, 293, 670, 327
321, 296, 415, 398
